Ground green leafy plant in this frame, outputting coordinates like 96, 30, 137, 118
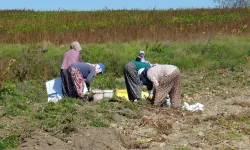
0, 135, 19, 150
89, 120, 109, 127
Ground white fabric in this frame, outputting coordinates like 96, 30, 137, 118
71, 41, 82, 51
83, 82, 88, 96
46, 77, 63, 102
140, 58, 146, 62
140, 50, 144, 54
138, 68, 145, 75
95, 64, 102, 74
86, 63, 102, 74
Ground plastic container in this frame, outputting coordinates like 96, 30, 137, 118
103, 90, 114, 98
92, 89, 104, 102
115, 89, 149, 100
115, 90, 129, 100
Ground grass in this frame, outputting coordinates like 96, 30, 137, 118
0, 36, 250, 149
0, 36, 249, 85
0, 135, 19, 150
89, 120, 109, 127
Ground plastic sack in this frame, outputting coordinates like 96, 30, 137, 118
45, 77, 63, 102
182, 102, 204, 111
48, 93, 64, 102
164, 98, 171, 107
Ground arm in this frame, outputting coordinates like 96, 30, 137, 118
85, 70, 95, 89
147, 81, 154, 101
147, 74, 159, 88
146, 70, 159, 100
147, 75, 158, 100
78, 52, 82, 62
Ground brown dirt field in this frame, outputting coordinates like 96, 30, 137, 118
17, 87, 250, 150
0, 70, 249, 150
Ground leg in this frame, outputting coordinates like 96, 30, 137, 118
153, 69, 180, 107
61, 69, 71, 97
124, 62, 141, 101
169, 69, 181, 108
153, 79, 174, 107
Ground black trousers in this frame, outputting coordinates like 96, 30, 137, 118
60, 69, 78, 98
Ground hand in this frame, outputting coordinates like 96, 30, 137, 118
141, 85, 147, 90
87, 86, 91, 92
154, 82, 159, 87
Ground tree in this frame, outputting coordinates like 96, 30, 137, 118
214, 0, 250, 8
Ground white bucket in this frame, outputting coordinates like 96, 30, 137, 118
103, 90, 114, 98
92, 89, 104, 102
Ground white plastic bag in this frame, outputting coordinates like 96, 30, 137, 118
46, 77, 63, 102
47, 93, 64, 102
83, 82, 88, 96
182, 102, 204, 111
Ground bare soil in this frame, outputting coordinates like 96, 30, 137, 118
20, 93, 250, 149
3, 70, 250, 150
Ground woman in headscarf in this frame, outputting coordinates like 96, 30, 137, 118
135, 50, 153, 66
138, 64, 181, 108
135, 50, 147, 62
124, 61, 151, 102
60, 41, 82, 98
68, 62, 105, 100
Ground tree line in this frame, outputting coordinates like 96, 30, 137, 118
215, 0, 250, 8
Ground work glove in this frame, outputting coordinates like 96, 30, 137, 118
147, 96, 153, 101
147, 96, 154, 104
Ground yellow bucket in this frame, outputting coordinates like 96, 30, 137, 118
115, 89, 149, 100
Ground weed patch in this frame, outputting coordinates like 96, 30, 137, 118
89, 120, 109, 127
0, 134, 19, 150
34, 99, 78, 130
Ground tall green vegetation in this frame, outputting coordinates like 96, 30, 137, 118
0, 8, 249, 44
0, 36, 249, 89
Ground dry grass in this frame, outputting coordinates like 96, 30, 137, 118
0, 58, 16, 87
232, 101, 250, 107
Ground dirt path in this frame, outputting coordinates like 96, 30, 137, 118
19, 128, 125, 150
